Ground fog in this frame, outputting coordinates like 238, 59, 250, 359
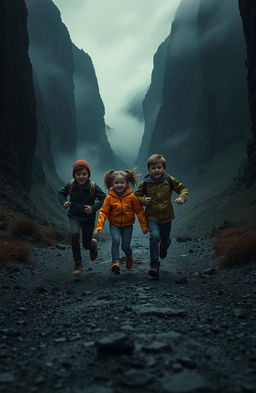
52, 0, 180, 163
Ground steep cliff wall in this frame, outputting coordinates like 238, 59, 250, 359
72, 45, 117, 175
135, 37, 169, 171
239, 0, 256, 186
25, 0, 77, 179
0, 0, 37, 190
139, 0, 249, 198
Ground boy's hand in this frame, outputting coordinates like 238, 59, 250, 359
84, 205, 93, 214
97, 229, 102, 233
142, 229, 148, 234
175, 198, 185, 205
144, 197, 152, 206
63, 201, 71, 209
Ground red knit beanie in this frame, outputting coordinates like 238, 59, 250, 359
72, 160, 91, 177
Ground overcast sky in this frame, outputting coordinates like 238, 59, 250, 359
53, 0, 180, 164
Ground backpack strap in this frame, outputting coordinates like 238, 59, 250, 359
68, 179, 96, 201
89, 180, 96, 201
68, 179, 75, 194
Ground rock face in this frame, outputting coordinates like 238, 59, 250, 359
239, 0, 256, 186
0, 0, 37, 190
136, 37, 170, 171
72, 45, 117, 176
138, 0, 250, 198
25, 0, 77, 179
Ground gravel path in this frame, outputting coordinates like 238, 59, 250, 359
1, 235, 256, 393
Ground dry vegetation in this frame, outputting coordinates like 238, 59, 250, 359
0, 218, 69, 264
213, 222, 256, 267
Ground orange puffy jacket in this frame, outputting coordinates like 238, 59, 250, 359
96, 188, 148, 232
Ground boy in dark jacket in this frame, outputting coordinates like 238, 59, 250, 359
135, 154, 188, 277
58, 160, 106, 274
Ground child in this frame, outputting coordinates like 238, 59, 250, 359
58, 159, 106, 274
96, 170, 148, 274
135, 154, 188, 278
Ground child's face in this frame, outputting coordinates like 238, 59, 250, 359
112, 175, 128, 194
149, 161, 165, 179
74, 167, 89, 184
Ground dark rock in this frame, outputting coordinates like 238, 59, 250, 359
0, 373, 15, 382
121, 369, 153, 387
53, 337, 66, 343
203, 268, 217, 275
34, 286, 48, 293
96, 333, 134, 355
161, 372, 207, 392
55, 244, 66, 250
178, 357, 197, 369
175, 276, 188, 284
132, 305, 187, 317
143, 340, 171, 352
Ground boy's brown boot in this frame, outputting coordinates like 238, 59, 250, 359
111, 260, 120, 274
72, 259, 83, 275
148, 267, 159, 278
90, 239, 98, 261
125, 254, 133, 269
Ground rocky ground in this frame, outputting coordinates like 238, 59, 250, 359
0, 234, 256, 393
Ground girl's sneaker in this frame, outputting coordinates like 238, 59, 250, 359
125, 254, 133, 269
111, 260, 121, 274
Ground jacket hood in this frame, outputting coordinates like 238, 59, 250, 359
144, 173, 170, 184
108, 187, 133, 198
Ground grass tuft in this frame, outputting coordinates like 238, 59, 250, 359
213, 222, 256, 267
0, 241, 30, 263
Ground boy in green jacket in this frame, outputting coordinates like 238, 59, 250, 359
135, 154, 188, 277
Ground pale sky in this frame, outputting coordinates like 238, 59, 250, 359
53, 0, 180, 164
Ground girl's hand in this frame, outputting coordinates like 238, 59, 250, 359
63, 201, 71, 209
142, 229, 148, 234
144, 197, 152, 206
175, 198, 185, 205
84, 205, 93, 214
97, 229, 102, 233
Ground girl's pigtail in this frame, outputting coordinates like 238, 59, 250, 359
104, 170, 115, 189
125, 168, 137, 187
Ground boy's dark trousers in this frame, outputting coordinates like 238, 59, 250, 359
69, 217, 95, 262
147, 219, 172, 268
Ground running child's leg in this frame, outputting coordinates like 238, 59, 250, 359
121, 225, 133, 269
109, 224, 121, 273
81, 223, 98, 261
148, 219, 160, 268
69, 217, 82, 273
159, 221, 172, 259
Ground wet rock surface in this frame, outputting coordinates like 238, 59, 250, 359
0, 236, 256, 392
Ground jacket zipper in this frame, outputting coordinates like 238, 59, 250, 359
120, 198, 123, 226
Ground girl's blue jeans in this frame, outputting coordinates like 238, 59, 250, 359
148, 219, 172, 268
109, 224, 133, 262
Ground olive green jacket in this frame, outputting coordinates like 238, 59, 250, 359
135, 175, 188, 223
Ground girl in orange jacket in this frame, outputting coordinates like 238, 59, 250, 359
96, 170, 148, 274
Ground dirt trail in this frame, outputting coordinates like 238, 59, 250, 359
1, 235, 256, 393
